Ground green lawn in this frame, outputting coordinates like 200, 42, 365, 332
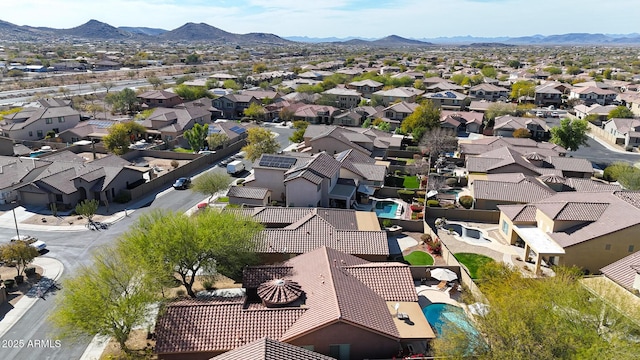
454, 253, 495, 279
403, 175, 420, 189
217, 196, 229, 203
404, 251, 434, 266
173, 147, 193, 153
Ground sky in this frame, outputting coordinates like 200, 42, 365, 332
3, 0, 640, 39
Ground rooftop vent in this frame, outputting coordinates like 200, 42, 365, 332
257, 278, 303, 307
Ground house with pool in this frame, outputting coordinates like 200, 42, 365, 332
497, 191, 640, 275
155, 247, 435, 360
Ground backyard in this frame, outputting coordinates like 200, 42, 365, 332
454, 253, 495, 279
404, 250, 434, 266
385, 174, 420, 189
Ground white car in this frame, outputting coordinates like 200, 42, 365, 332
11, 235, 47, 252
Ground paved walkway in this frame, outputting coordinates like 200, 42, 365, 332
0, 257, 64, 338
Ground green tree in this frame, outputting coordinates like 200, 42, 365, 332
485, 103, 516, 128
207, 132, 228, 150
242, 127, 280, 161
173, 84, 209, 101
544, 66, 563, 75
105, 88, 138, 114
377, 121, 391, 132
0, 241, 39, 278
550, 118, 590, 151
512, 128, 532, 138
608, 106, 634, 119
243, 102, 265, 121
603, 161, 631, 182
566, 66, 582, 75
185, 53, 200, 64
118, 209, 263, 297
481, 66, 497, 78
401, 100, 441, 135
147, 76, 164, 89
184, 123, 209, 152
192, 171, 233, 202
103, 122, 146, 155
222, 80, 241, 91
75, 199, 99, 224
100, 81, 114, 94
603, 68, 613, 80
289, 120, 309, 143
433, 263, 640, 360
618, 167, 640, 190
510, 80, 536, 100
252, 62, 268, 73
49, 246, 156, 354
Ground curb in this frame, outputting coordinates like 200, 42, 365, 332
0, 257, 64, 338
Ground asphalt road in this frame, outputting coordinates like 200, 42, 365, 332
568, 136, 640, 169
0, 163, 227, 360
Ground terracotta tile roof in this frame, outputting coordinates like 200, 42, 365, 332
564, 178, 622, 192
344, 263, 418, 302
210, 337, 336, 360
137, 90, 181, 100
473, 177, 554, 203
460, 136, 566, 157
493, 115, 549, 132
600, 252, 640, 291
466, 146, 562, 176
536, 202, 608, 221
227, 186, 270, 200
155, 296, 305, 354
286, 152, 342, 179
546, 156, 593, 173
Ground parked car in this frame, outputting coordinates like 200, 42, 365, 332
536, 111, 545, 117
11, 235, 47, 252
173, 177, 191, 190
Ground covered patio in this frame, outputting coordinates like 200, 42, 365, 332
512, 225, 565, 275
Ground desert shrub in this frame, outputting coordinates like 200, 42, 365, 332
397, 189, 415, 202
603, 162, 630, 182
406, 146, 421, 153
445, 177, 457, 187
459, 195, 474, 209
170, 160, 179, 169
416, 190, 426, 197
416, 197, 425, 205
421, 233, 432, 243
427, 199, 440, 207
382, 219, 393, 228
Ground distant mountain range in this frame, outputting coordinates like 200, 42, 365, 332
0, 19, 639, 46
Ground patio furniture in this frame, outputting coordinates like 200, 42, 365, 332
436, 280, 448, 290
431, 268, 458, 282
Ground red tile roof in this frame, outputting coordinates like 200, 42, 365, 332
210, 337, 336, 360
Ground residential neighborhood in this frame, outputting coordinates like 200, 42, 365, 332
1, 12, 640, 360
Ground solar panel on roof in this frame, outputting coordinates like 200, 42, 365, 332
208, 127, 221, 134
229, 125, 246, 134
87, 120, 115, 128
259, 155, 296, 168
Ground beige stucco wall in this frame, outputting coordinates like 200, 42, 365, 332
6, 114, 81, 140
560, 225, 640, 274
286, 178, 321, 207
251, 168, 287, 201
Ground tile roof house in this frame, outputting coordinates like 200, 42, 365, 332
226, 186, 272, 207
492, 115, 550, 139
497, 191, 640, 274
439, 110, 484, 134
458, 136, 566, 160
0, 156, 50, 204
534, 82, 569, 106
346, 79, 383, 98
292, 104, 340, 124
0, 98, 82, 140
301, 125, 401, 158
210, 337, 336, 360
600, 251, 640, 293
568, 86, 617, 106
468, 83, 509, 101
573, 104, 617, 121
57, 119, 118, 143
321, 88, 362, 109
212, 94, 261, 120
335, 149, 387, 189
15, 150, 146, 209
372, 87, 424, 106
155, 247, 433, 360
378, 101, 419, 130
423, 90, 469, 111
139, 104, 212, 142
424, 81, 464, 93
471, 173, 556, 210
466, 147, 564, 177
137, 90, 183, 109
602, 117, 640, 148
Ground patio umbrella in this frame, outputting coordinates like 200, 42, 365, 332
430, 268, 458, 282
468, 302, 490, 317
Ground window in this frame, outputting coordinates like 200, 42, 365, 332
28, 131, 33, 137
605, 244, 611, 250
37, 130, 43, 138
329, 344, 350, 360
45, 118, 53, 124
629, 245, 635, 253
55, 194, 63, 202
58, 117, 65, 123
501, 220, 509, 234
158, 99, 164, 104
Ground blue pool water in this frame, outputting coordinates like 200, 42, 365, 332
423, 303, 479, 337
375, 201, 398, 218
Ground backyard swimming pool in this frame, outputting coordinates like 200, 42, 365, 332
375, 200, 400, 218
446, 223, 491, 244
423, 303, 477, 336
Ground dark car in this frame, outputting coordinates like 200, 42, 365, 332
173, 177, 191, 190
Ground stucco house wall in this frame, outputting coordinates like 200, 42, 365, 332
250, 168, 287, 202
286, 177, 322, 207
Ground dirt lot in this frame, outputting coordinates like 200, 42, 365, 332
21, 213, 111, 227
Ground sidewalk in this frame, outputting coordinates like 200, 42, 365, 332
0, 257, 64, 338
